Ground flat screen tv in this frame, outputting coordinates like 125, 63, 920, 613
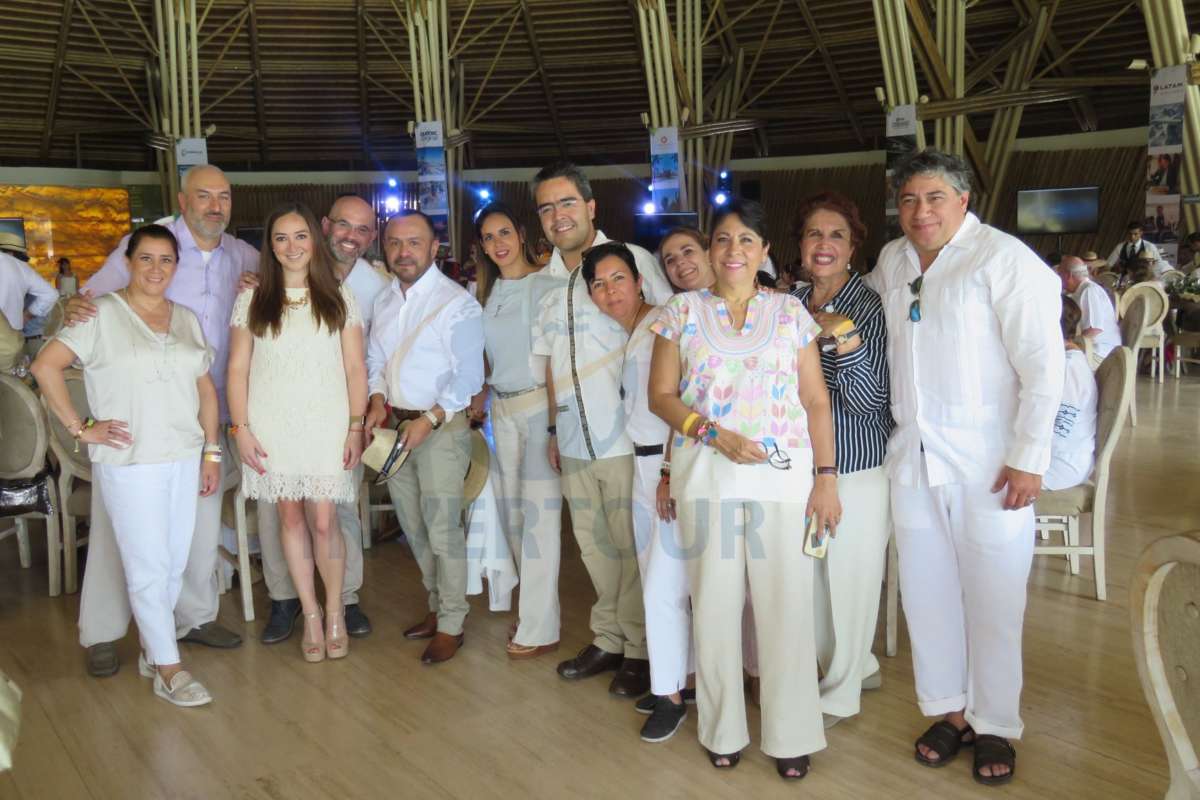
1016, 187, 1100, 235
631, 212, 700, 253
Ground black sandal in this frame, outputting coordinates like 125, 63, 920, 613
776, 755, 810, 780
914, 720, 974, 768
972, 734, 1016, 786
706, 749, 741, 769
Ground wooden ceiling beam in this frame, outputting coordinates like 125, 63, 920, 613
40, 0, 76, 158
1010, 0, 1097, 131
793, 0, 864, 144
246, 0, 269, 163
519, 0, 567, 158
964, 20, 1037, 92
356, 0, 371, 163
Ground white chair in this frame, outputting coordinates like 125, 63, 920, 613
359, 469, 395, 549
1119, 282, 1169, 383
1130, 532, 1200, 800
1033, 347, 1134, 601
218, 437, 256, 622
0, 374, 62, 596
1159, 268, 1185, 287
40, 369, 92, 594
1119, 297, 1149, 426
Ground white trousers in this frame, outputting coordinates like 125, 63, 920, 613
79, 432, 231, 646
492, 392, 562, 647
891, 466, 1034, 740
94, 459, 200, 666
632, 451, 692, 695
255, 465, 365, 605
674, 445, 824, 758
813, 466, 891, 718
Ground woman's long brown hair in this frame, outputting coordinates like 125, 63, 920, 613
249, 202, 346, 337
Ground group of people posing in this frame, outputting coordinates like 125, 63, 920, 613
29, 146, 1087, 788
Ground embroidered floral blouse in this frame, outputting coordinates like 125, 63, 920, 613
651, 288, 821, 451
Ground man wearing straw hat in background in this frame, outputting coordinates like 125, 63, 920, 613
0, 233, 58, 366
364, 209, 484, 665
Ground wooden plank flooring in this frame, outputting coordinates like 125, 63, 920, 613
2, 374, 1198, 799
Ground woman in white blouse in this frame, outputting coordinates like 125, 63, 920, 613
33, 225, 221, 707
470, 202, 566, 659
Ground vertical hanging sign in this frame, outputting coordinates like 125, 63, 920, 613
650, 126, 682, 212
1146, 65, 1186, 266
885, 105, 918, 242
175, 137, 208, 182
415, 121, 450, 241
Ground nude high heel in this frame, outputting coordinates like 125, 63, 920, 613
326, 607, 349, 660
301, 607, 325, 663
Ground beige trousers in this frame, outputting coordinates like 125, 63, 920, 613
78, 431, 233, 646
673, 444, 825, 758
560, 454, 646, 659
256, 465, 365, 606
385, 415, 472, 636
491, 392, 562, 647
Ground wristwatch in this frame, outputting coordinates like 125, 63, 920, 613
422, 410, 442, 430
547, 424, 557, 436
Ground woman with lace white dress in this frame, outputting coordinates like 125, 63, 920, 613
226, 202, 368, 663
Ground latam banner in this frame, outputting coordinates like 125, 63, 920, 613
175, 137, 207, 181
649, 126, 682, 212
415, 121, 450, 240
1146, 65, 1187, 266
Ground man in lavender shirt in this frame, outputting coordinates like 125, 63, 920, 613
66, 164, 258, 676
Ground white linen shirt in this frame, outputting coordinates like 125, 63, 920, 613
865, 213, 1064, 487
367, 264, 484, 414
623, 307, 671, 449
0, 252, 58, 330
86, 216, 259, 421
342, 257, 389, 343
543, 230, 673, 305
1073, 278, 1120, 359
531, 265, 631, 461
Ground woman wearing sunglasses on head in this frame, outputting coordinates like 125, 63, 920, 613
790, 191, 893, 730
648, 199, 840, 781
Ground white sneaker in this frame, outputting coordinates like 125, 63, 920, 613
138, 652, 155, 679
153, 670, 212, 707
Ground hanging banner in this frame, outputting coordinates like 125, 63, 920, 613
414, 121, 450, 241
884, 105, 919, 242
175, 137, 208, 181
1146, 65, 1186, 266
649, 126, 682, 212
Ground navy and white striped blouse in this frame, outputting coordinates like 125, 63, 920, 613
792, 272, 893, 473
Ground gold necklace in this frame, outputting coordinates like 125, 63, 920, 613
283, 290, 310, 310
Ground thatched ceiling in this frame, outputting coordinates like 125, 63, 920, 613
0, 0, 1189, 171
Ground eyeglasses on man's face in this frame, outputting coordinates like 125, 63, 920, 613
536, 196, 583, 218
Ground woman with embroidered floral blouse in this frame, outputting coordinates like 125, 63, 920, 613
648, 199, 840, 781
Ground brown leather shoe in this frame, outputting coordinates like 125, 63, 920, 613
421, 632, 464, 664
506, 640, 559, 660
609, 657, 651, 697
403, 612, 438, 640
556, 644, 623, 680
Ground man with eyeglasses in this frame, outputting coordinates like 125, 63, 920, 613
250, 193, 388, 645
529, 161, 668, 697
864, 149, 1062, 787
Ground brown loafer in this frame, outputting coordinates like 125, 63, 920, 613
506, 640, 559, 660
403, 613, 438, 640
421, 632, 464, 664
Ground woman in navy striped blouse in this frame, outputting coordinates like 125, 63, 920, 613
790, 191, 894, 729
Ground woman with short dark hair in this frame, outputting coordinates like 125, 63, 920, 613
649, 199, 840, 780
34, 224, 221, 707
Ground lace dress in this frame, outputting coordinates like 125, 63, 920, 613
231, 285, 361, 502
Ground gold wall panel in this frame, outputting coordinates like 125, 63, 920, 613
0, 185, 131, 284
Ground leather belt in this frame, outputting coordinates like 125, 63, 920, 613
392, 409, 424, 423
634, 444, 664, 457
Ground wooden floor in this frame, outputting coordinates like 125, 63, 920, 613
2, 375, 1198, 800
